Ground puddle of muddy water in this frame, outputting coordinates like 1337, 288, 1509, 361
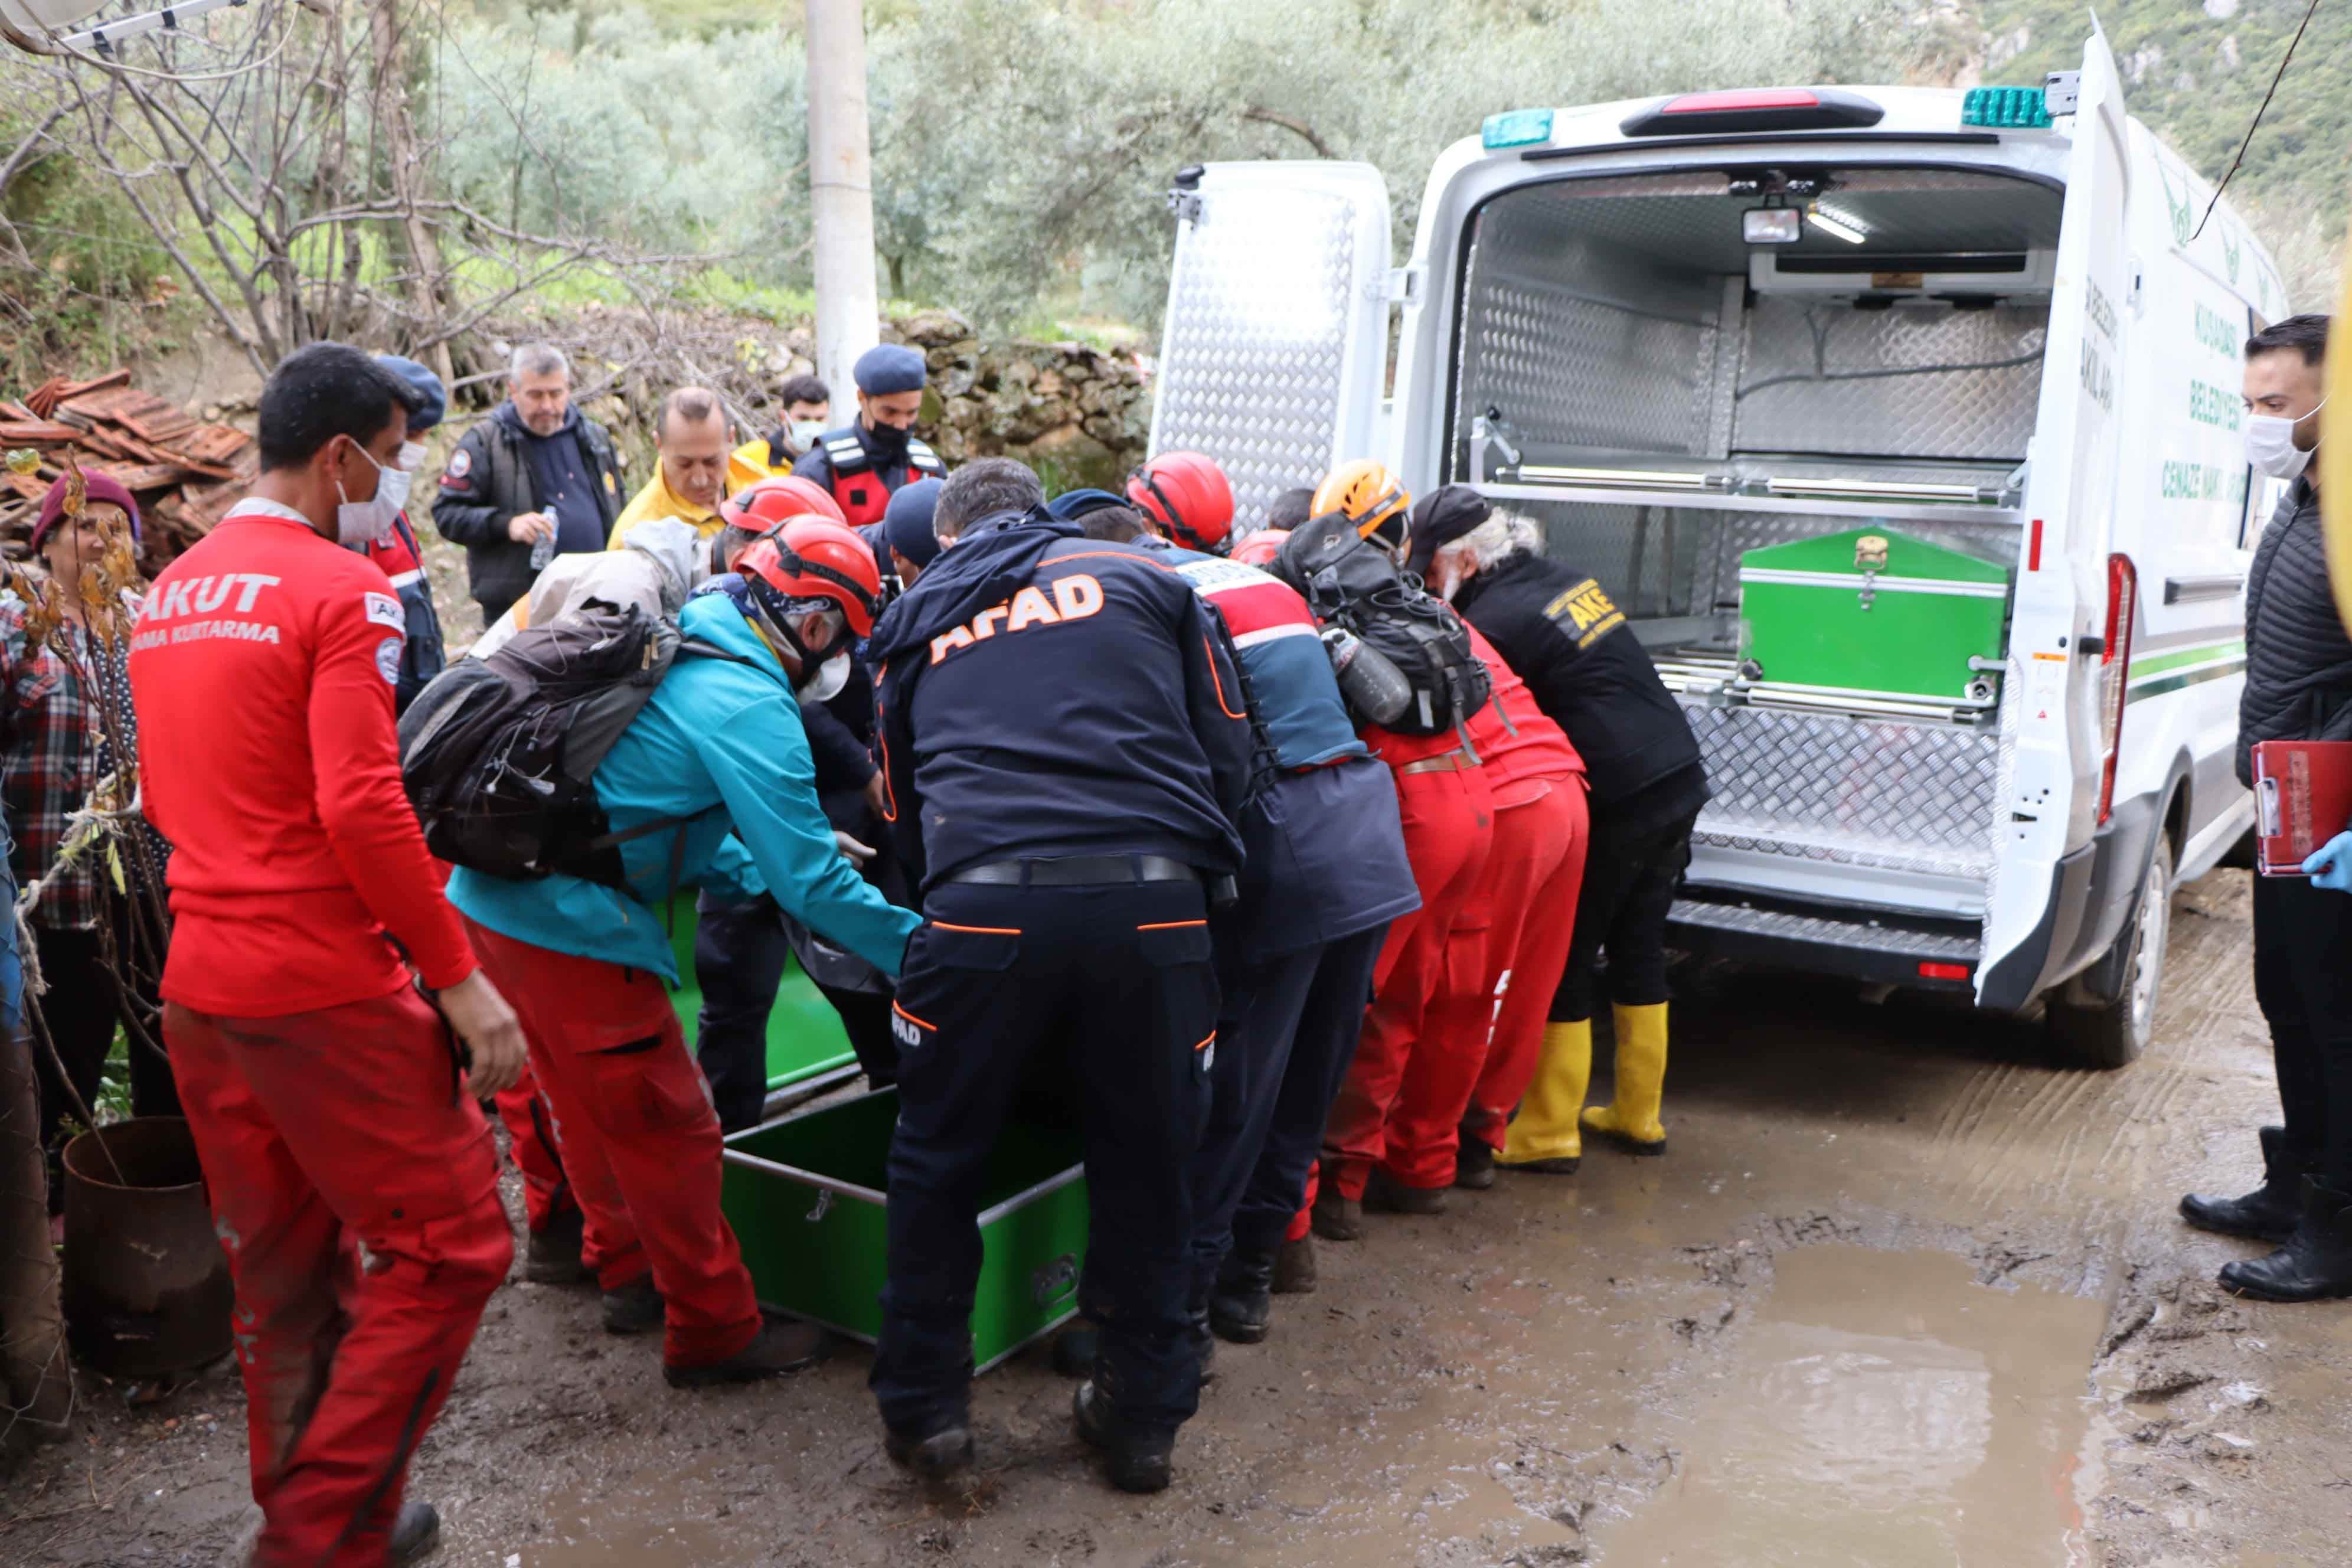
1598, 1244, 2106, 1567
510, 1481, 736, 1567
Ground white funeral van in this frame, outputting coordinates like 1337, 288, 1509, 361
1149, 31, 2287, 1067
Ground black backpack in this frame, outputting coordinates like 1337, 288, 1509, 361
1274, 515, 1491, 735
396, 603, 749, 886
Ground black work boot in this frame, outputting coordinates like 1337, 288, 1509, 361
886, 1418, 976, 1482
522, 1205, 590, 1285
600, 1274, 664, 1336
1271, 1234, 1317, 1295
1311, 1185, 1363, 1242
2181, 1125, 2304, 1244
1073, 1380, 1174, 1494
1209, 1246, 1277, 1344
2219, 1181, 2352, 1302
1453, 1136, 1497, 1191
1183, 1262, 1220, 1380
1363, 1166, 1449, 1216
1049, 1322, 1100, 1378
388, 1500, 440, 1564
663, 1312, 829, 1387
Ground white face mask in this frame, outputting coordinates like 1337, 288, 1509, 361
396, 440, 429, 473
2245, 400, 2324, 481
802, 648, 852, 703
789, 419, 828, 450
335, 442, 412, 549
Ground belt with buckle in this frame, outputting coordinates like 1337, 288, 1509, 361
947, 854, 1203, 887
1398, 748, 1478, 776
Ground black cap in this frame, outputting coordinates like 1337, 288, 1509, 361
1405, 485, 1491, 579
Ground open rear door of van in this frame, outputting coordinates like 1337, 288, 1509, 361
1150, 162, 1391, 530
1978, 28, 2134, 1011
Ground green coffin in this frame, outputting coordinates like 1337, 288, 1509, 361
720, 1089, 1089, 1371
663, 893, 857, 1093
1738, 526, 2010, 701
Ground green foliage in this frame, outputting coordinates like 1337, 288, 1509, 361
1980, 0, 2347, 305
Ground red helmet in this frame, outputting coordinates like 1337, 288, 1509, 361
1126, 450, 1235, 553
1229, 529, 1285, 569
722, 474, 847, 531
736, 517, 884, 638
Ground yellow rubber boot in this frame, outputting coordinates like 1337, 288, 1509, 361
1582, 1002, 1669, 1155
1499, 1019, 1592, 1172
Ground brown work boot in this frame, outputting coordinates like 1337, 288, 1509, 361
1363, 1167, 1449, 1216
663, 1312, 829, 1389
1271, 1235, 1317, 1295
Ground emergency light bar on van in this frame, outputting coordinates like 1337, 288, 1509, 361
1621, 89, 1886, 138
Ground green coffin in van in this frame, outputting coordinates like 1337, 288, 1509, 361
1737, 527, 2010, 702
720, 1089, 1089, 1371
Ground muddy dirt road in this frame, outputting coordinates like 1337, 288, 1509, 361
6, 868, 2343, 1566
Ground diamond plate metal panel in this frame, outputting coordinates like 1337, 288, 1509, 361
1154, 184, 1361, 530
1681, 700, 2002, 881
1668, 899, 1981, 961
1459, 197, 1723, 458
1733, 299, 2047, 460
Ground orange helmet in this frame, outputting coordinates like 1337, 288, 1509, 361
1228, 529, 1285, 569
1312, 460, 1411, 554
722, 474, 847, 531
1126, 450, 1235, 553
735, 517, 884, 638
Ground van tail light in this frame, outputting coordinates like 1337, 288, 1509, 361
2097, 554, 2137, 824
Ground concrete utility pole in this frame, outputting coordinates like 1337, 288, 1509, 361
804, 0, 881, 398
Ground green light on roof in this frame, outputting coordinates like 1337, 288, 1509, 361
1482, 109, 1555, 151
1962, 86, 2053, 129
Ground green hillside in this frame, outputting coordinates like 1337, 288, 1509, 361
1974, 0, 2346, 303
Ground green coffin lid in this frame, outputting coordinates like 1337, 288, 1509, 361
1739, 525, 2010, 589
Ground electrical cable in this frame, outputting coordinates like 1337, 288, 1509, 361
2190, 0, 2324, 243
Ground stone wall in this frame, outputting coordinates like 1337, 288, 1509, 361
747, 309, 1151, 491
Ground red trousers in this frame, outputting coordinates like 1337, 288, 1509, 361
462, 920, 759, 1369
493, 1066, 574, 1234
1319, 763, 1494, 1199
1458, 778, 1591, 1155
166, 988, 511, 1568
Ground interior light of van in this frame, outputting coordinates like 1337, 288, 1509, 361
1763, 476, 1988, 504
1481, 109, 1556, 150
2097, 554, 2138, 825
1807, 204, 1869, 244
1743, 207, 1804, 245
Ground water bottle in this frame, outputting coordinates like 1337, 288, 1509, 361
1321, 626, 1413, 727
529, 527, 556, 571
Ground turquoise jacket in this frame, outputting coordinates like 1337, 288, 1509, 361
448, 596, 919, 982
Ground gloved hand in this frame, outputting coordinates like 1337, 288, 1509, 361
834, 830, 877, 865
2304, 831, 2352, 891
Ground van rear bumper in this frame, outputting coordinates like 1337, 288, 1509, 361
1665, 893, 1981, 992
1974, 790, 2162, 1011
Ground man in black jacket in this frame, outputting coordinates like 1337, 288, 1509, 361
2182, 313, 2351, 1302
1409, 486, 1708, 1171
864, 458, 1253, 1495
430, 343, 625, 626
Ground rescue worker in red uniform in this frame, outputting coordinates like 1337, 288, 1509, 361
445, 520, 919, 1385
129, 342, 528, 1567
790, 344, 946, 527
1426, 625, 1589, 1194
1298, 462, 1498, 1240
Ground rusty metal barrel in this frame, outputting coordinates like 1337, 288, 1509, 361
61, 1116, 233, 1378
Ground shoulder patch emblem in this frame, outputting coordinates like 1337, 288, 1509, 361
1541, 578, 1626, 649
445, 448, 471, 479
363, 592, 403, 630
374, 637, 404, 685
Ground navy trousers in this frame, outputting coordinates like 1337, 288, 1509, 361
873, 878, 1218, 1438
691, 897, 792, 1134
1221, 924, 1388, 1259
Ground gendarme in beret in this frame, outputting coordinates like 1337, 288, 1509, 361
854, 343, 928, 397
